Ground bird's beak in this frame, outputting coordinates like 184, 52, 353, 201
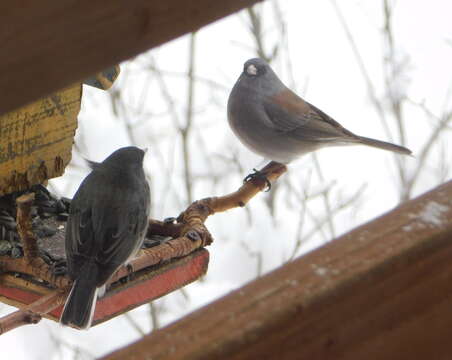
246, 64, 258, 76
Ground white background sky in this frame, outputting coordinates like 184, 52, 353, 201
1, 1, 452, 358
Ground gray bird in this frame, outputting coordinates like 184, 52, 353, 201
60, 146, 150, 329
228, 58, 411, 165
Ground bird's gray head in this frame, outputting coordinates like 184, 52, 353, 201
238, 58, 285, 96
243, 58, 270, 77
101, 146, 146, 169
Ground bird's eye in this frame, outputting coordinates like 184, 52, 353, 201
246, 64, 258, 76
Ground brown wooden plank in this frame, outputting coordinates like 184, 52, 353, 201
102, 180, 452, 360
0, 0, 262, 115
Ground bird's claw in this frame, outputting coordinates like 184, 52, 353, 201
51, 259, 67, 277
163, 217, 177, 224
243, 168, 272, 192
124, 263, 134, 283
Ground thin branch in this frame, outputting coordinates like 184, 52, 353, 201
312, 154, 336, 238
383, 0, 406, 146
49, 330, 95, 360
0, 291, 66, 335
403, 110, 452, 198
181, 33, 197, 204
149, 302, 160, 331
247, 7, 268, 61
147, 56, 181, 129
140, 64, 228, 91
289, 183, 367, 260
329, 0, 393, 142
124, 312, 146, 336
381, 0, 412, 199
240, 240, 263, 277
0, 310, 41, 335
16, 193, 41, 263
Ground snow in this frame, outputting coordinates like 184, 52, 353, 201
315, 267, 328, 277
311, 264, 329, 277
418, 201, 449, 226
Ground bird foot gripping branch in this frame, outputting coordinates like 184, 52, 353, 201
244, 168, 273, 192
0, 161, 287, 334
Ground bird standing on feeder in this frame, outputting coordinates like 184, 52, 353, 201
227, 58, 411, 166
60, 146, 150, 329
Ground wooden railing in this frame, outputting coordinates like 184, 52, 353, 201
103, 180, 452, 360
0, 0, 262, 115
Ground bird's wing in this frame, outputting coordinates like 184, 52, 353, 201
264, 89, 357, 141
94, 198, 149, 267
66, 177, 150, 280
65, 185, 95, 276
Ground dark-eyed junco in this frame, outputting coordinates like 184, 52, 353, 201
228, 58, 411, 165
60, 146, 150, 329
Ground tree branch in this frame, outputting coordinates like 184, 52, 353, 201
0, 290, 66, 335
16, 193, 41, 263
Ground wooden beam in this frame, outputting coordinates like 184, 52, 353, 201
0, 0, 262, 115
102, 180, 452, 360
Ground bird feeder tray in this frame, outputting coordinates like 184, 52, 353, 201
0, 66, 120, 197
0, 248, 209, 326
0, 184, 209, 327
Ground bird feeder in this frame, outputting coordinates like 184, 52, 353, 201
0, 67, 122, 196
0, 67, 212, 331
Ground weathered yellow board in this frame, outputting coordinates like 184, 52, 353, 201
0, 84, 82, 196
0, 65, 120, 196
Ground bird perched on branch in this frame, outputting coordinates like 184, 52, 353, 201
60, 146, 150, 329
228, 58, 411, 166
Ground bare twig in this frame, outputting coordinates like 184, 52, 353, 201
1, 193, 69, 288
49, 330, 96, 360
0, 290, 66, 335
0, 310, 41, 335
181, 33, 197, 204
240, 240, 263, 277
403, 111, 452, 198
205, 162, 287, 212
382, 0, 409, 192
247, 7, 270, 62
0, 256, 70, 288
149, 302, 160, 330
312, 154, 336, 238
289, 183, 366, 260
124, 312, 146, 336
139, 64, 228, 91
16, 193, 40, 262
329, 0, 393, 143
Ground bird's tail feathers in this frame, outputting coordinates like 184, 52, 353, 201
356, 136, 412, 156
60, 263, 99, 330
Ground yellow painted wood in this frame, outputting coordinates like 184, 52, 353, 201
0, 84, 82, 196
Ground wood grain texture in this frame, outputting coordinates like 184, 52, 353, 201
0, 0, 262, 115
103, 180, 452, 360
0, 84, 81, 195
